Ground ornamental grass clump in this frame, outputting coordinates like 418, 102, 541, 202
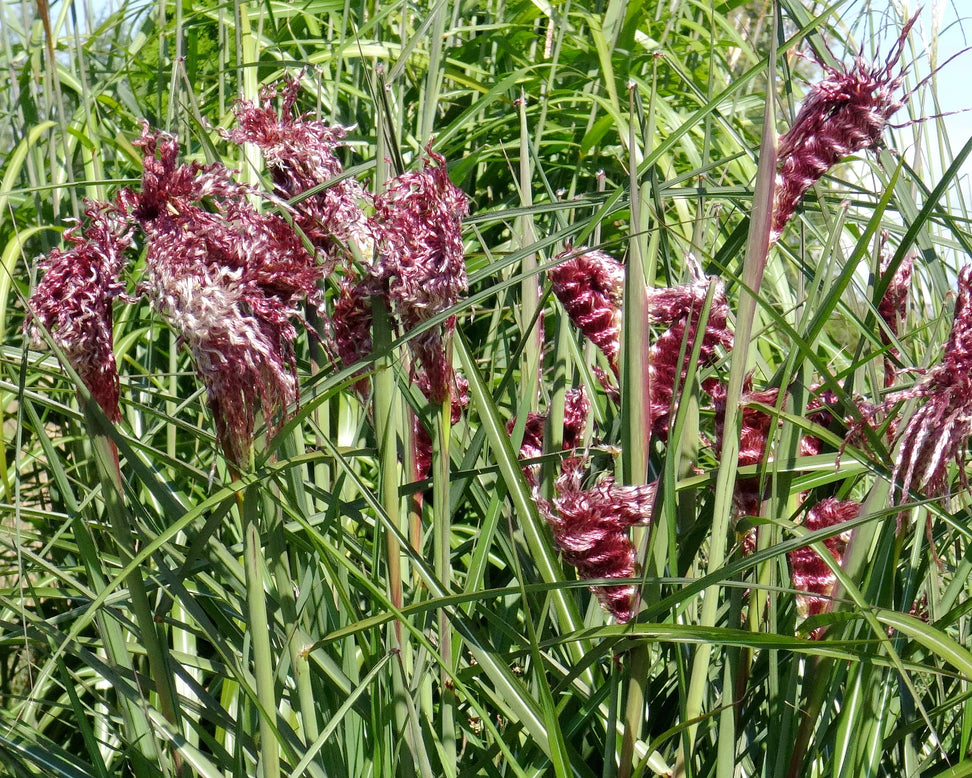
25, 199, 133, 422
771, 15, 916, 243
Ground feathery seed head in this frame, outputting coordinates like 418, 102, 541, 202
790, 498, 859, 635
548, 246, 626, 373
374, 146, 469, 403
332, 274, 378, 396
413, 371, 470, 479
508, 386, 591, 484
878, 245, 913, 387
229, 79, 374, 269
890, 266, 972, 503
25, 200, 133, 422
540, 459, 656, 623
646, 278, 733, 440
132, 128, 322, 467
772, 15, 916, 243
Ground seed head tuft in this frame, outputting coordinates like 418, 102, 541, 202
890, 266, 972, 504
374, 146, 469, 403
538, 457, 656, 623
25, 199, 133, 422
548, 246, 626, 374
646, 279, 733, 440
772, 16, 916, 243
130, 127, 323, 467
790, 497, 859, 637
228, 78, 374, 269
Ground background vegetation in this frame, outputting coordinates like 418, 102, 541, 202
2, 0, 972, 775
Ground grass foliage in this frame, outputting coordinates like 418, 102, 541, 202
2, 0, 972, 775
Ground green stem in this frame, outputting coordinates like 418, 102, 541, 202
516, 92, 541, 413
242, 485, 280, 778
674, 11, 778, 774
86, 407, 184, 771
618, 81, 652, 778
372, 298, 420, 778
434, 369, 456, 774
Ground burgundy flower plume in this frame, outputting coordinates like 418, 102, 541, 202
508, 386, 591, 486
413, 372, 470, 480
889, 266, 972, 505
540, 458, 656, 623
507, 388, 655, 622
129, 126, 324, 468
25, 199, 133, 422
878, 249, 913, 388
789, 497, 859, 637
772, 15, 916, 243
548, 246, 626, 375
227, 78, 373, 269
645, 278, 733, 440
374, 146, 469, 403
332, 274, 378, 397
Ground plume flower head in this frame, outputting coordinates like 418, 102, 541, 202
375, 145, 469, 403
878, 248, 913, 387
228, 78, 374, 268
539, 457, 656, 623
890, 266, 972, 504
25, 199, 133, 422
332, 273, 378, 397
646, 277, 733, 439
772, 15, 916, 243
790, 498, 859, 637
508, 386, 591, 485
548, 246, 626, 374
131, 128, 323, 467
413, 371, 470, 479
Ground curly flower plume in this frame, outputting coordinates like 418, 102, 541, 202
228, 78, 373, 268
374, 147, 469, 403
548, 246, 626, 374
772, 15, 916, 243
789, 498, 859, 636
413, 371, 470, 480
331, 274, 378, 397
130, 126, 323, 467
878, 249, 913, 388
25, 200, 133, 422
645, 278, 733, 440
508, 386, 591, 486
890, 266, 972, 505
539, 458, 656, 623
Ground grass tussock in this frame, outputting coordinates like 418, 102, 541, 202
2, 1, 972, 776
